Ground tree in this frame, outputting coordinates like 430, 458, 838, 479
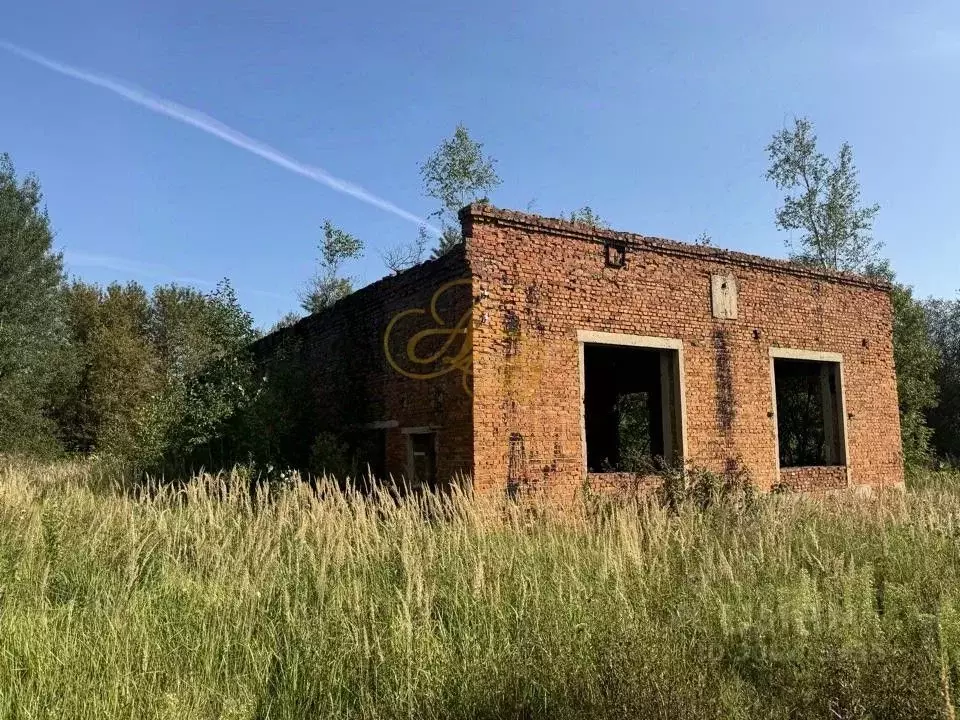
149, 280, 257, 382
381, 228, 428, 274
926, 296, 960, 462
50, 281, 102, 452
301, 221, 363, 314
432, 226, 467, 259
562, 206, 609, 229
765, 120, 938, 469
889, 284, 941, 469
766, 118, 881, 273
52, 281, 161, 457
0, 153, 68, 453
138, 280, 259, 470
269, 312, 302, 333
420, 125, 501, 257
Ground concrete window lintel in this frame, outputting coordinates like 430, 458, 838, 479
769, 347, 843, 363
361, 420, 399, 430
577, 330, 683, 351
400, 426, 440, 435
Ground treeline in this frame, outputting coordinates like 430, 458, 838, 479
0, 153, 276, 474
50, 280, 259, 469
895, 286, 960, 465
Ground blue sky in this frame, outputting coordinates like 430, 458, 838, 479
2, 0, 958, 328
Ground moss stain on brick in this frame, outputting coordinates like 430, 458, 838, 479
713, 327, 735, 434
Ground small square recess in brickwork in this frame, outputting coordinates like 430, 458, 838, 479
605, 243, 626, 268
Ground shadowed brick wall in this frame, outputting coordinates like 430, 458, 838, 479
254, 248, 473, 485
462, 205, 903, 501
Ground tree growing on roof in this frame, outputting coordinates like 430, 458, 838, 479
420, 125, 501, 258
301, 220, 364, 314
766, 117, 881, 274
562, 206, 609, 229
765, 118, 939, 470
381, 227, 429, 275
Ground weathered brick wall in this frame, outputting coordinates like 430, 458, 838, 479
254, 248, 473, 484
253, 204, 903, 500
463, 205, 903, 501
778, 466, 848, 493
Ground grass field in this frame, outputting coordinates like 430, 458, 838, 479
1, 459, 960, 719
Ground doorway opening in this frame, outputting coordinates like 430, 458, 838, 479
406, 431, 439, 491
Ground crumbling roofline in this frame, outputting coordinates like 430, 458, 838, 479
459, 203, 892, 292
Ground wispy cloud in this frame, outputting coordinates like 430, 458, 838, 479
64, 250, 216, 286
64, 250, 291, 300
0, 40, 440, 234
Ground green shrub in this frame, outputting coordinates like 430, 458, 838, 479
308, 431, 353, 480
655, 458, 754, 512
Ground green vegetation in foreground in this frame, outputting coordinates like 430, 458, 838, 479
2, 461, 960, 718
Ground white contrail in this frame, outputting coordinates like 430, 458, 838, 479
0, 41, 440, 234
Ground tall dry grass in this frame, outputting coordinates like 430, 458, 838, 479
1, 457, 960, 718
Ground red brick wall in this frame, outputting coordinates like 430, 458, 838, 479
462, 205, 903, 501
778, 466, 848, 493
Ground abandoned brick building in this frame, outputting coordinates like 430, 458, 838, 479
255, 204, 904, 499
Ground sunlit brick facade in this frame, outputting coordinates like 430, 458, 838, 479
257, 204, 904, 500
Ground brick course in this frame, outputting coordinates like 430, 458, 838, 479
777, 466, 848, 494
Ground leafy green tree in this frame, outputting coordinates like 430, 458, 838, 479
926, 296, 960, 462
138, 280, 259, 470
149, 281, 256, 381
766, 118, 881, 273
94, 284, 160, 457
765, 120, 938, 469
0, 153, 68, 453
890, 284, 941, 469
54, 282, 160, 457
234, 333, 314, 471
50, 282, 102, 452
420, 125, 501, 257
300, 221, 363, 314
